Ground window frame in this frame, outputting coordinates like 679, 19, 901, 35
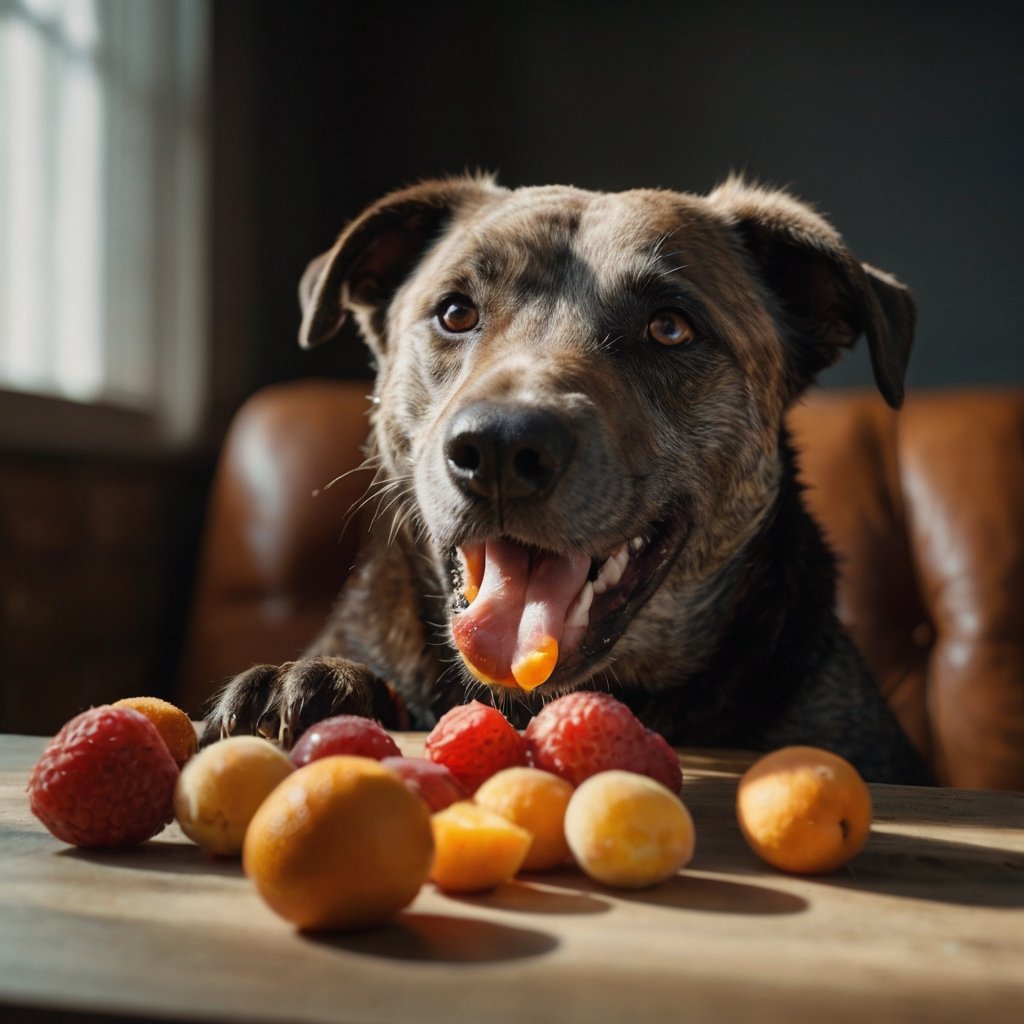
0, 0, 210, 456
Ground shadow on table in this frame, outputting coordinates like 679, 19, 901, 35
60, 840, 244, 880
821, 830, 1024, 907
870, 784, 1024, 830
445, 876, 613, 916
538, 871, 809, 916
308, 910, 559, 963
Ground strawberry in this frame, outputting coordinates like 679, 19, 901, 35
28, 705, 180, 848
290, 715, 402, 766
424, 701, 528, 792
524, 692, 682, 792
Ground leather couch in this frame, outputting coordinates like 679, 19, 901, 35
179, 380, 1024, 790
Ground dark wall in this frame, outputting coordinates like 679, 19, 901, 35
212, 0, 1024, 414
0, 451, 210, 733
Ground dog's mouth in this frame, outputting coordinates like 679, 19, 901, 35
449, 514, 689, 692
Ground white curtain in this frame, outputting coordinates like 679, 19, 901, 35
0, 0, 208, 442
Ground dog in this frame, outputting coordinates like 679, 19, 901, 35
203, 174, 932, 784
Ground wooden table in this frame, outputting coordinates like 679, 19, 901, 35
2, 733, 1022, 1024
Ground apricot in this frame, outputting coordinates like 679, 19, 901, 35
429, 800, 532, 893
474, 766, 573, 871
113, 696, 197, 767
244, 756, 433, 931
564, 770, 695, 888
736, 746, 872, 874
173, 736, 294, 856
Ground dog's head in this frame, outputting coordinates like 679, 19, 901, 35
298, 175, 914, 698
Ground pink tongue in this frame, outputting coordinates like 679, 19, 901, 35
451, 539, 591, 688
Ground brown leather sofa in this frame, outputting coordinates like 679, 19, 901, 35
179, 380, 1024, 790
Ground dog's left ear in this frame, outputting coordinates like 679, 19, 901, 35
299, 175, 503, 352
709, 179, 915, 408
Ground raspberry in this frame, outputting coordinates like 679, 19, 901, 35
28, 705, 180, 848
290, 715, 402, 767
524, 692, 682, 792
638, 727, 686, 793
380, 756, 468, 812
424, 701, 527, 792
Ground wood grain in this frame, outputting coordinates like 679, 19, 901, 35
2, 733, 1022, 1024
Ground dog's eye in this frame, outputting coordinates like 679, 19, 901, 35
436, 295, 479, 333
647, 310, 694, 347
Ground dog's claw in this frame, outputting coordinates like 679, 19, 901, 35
256, 713, 279, 741
202, 656, 381, 749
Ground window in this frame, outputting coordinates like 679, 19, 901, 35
0, 0, 208, 447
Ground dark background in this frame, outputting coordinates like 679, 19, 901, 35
213, 0, 1024, 416
4, 0, 1023, 732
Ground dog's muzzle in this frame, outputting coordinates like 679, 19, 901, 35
441, 400, 688, 693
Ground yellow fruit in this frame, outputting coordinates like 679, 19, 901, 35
564, 770, 695, 888
429, 800, 532, 892
173, 736, 294, 856
243, 756, 433, 931
511, 636, 559, 691
736, 745, 872, 874
113, 696, 197, 767
474, 766, 573, 871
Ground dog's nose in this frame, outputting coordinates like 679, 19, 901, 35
444, 402, 575, 502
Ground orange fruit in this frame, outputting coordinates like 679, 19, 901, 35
429, 800, 532, 892
113, 696, 197, 766
564, 770, 695, 888
173, 736, 294, 856
243, 755, 433, 931
736, 746, 873, 874
474, 766, 573, 871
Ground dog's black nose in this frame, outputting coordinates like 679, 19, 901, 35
444, 402, 575, 502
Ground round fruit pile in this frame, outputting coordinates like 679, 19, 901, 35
26, 691, 874, 932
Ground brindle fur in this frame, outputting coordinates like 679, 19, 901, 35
204, 174, 931, 784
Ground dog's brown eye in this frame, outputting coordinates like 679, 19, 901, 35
648, 310, 694, 347
437, 295, 479, 333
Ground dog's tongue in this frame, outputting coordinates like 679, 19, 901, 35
452, 539, 591, 690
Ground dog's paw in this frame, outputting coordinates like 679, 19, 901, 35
200, 657, 378, 749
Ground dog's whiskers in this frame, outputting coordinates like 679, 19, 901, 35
316, 453, 382, 495
346, 470, 415, 537
384, 501, 421, 550
337, 465, 411, 536
371, 483, 413, 527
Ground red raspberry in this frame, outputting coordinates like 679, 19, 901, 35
28, 705, 180, 848
424, 701, 528, 792
525, 692, 682, 792
290, 715, 402, 766
638, 727, 686, 793
380, 756, 468, 812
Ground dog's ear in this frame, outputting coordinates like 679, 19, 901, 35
709, 178, 915, 408
299, 175, 502, 351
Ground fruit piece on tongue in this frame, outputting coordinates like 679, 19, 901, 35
452, 539, 591, 691
511, 635, 559, 690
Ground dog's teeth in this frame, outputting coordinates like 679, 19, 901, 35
630, 535, 645, 552
613, 542, 629, 572
594, 544, 628, 594
565, 581, 594, 629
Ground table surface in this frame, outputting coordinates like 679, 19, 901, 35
1, 732, 1022, 1024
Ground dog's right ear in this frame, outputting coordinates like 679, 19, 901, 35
299, 175, 501, 351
